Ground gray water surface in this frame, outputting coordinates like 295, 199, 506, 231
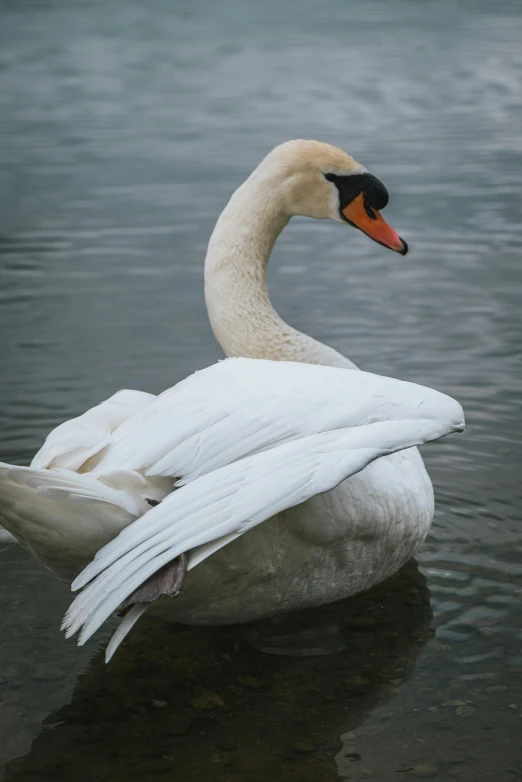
1, 1, 521, 779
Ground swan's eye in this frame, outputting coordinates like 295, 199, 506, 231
363, 198, 377, 220
325, 170, 406, 254
324, 172, 389, 214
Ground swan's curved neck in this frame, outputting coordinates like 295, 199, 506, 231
204, 175, 354, 368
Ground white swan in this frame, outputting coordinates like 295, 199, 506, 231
0, 140, 464, 660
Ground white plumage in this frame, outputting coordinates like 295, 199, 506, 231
31, 389, 155, 472
1, 359, 463, 658
0, 140, 465, 660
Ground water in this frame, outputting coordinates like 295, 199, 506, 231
0, 0, 521, 778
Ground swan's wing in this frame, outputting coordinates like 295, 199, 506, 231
31, 389, 156, 472
92, 357, 461, 486
65, 404, 463, 653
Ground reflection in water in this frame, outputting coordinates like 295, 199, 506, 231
4, 563, 431, 781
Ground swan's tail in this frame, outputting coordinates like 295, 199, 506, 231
0, 461, 138, 581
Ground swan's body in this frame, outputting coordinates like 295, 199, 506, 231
0, 140, 464, 659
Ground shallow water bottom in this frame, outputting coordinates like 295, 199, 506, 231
2, 559, 521, 782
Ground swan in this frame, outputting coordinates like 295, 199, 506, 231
0, 140, 464, 661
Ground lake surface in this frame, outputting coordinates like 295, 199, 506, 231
1, 0, 521, 779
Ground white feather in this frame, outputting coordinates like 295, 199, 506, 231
0, 358, 464, 654
65, 408, 462, 649
31, 389, 155, 471
0, 463, 141, 577
105, 605, 148, 663
91, 358, 460, 485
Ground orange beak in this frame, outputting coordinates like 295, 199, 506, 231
342, 193, 408, 255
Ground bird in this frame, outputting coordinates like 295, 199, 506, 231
0, 140, 464, 661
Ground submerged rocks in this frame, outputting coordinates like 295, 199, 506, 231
455, 704, 476, 717
190, 688, 224, 709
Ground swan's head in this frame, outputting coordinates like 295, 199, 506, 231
257, 139, 408, 255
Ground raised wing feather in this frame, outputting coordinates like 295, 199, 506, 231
65, 397, 463, 653
92, 358, 459, 486
31, 389, 156, 472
